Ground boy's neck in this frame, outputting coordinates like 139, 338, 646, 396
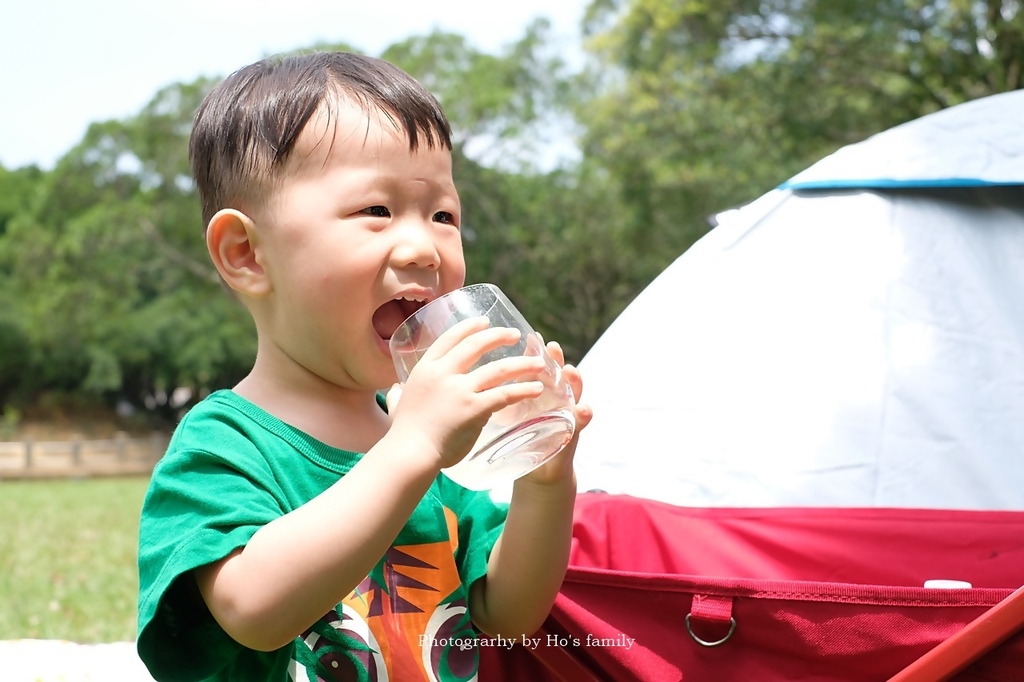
234, 370, 391, 454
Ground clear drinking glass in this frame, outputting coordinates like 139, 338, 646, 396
389, 283, 576, 490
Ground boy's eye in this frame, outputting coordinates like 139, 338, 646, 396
433, 211, 456, 225
363, 206, 390, 217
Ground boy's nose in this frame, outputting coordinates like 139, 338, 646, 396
390, 220, 441, 270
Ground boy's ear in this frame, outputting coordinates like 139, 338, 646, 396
205, 209, 271, 298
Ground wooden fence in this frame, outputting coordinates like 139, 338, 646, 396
0, 432, 169, 479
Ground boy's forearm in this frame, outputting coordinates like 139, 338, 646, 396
195, 429, 441, 651
472, 475, 576, 638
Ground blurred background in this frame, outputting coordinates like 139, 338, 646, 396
0, 0, 1021, 647
2, 0, 1022, 432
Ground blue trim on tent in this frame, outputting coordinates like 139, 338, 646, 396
778, 177, 1023, 191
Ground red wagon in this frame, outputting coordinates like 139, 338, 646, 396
480, 493, 1024, 681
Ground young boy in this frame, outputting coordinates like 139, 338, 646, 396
136, 51, 591, 681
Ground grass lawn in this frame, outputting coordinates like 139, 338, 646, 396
0, 476, 149, 642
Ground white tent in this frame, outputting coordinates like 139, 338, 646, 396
575, 90, 1024, 509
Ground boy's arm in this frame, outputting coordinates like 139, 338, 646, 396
194, 427, 442, 652
470, 472, 578, 638
470, 353, 592, 638
195, 321, 548, 652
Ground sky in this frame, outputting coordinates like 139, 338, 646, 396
0, 0, 587, 170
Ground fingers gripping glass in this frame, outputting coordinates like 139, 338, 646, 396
389, 284, 576, 490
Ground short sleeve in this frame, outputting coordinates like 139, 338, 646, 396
136, 443, 289, 680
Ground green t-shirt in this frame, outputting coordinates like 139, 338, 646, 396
137, 390, 507, 682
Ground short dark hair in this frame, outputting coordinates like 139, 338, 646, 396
189, 51, 453, 228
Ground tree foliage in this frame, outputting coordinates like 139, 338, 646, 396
0, 80, 254, 419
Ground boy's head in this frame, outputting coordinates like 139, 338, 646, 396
189, 51, 453, 228
193, 52, 466, 393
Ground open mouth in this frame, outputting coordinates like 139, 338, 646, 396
372, 295, 429, 341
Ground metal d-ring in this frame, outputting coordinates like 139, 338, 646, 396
685, 613, 737, 648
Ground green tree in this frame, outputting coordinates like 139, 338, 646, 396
0, 164, 47, 404
0, 81, 255, 418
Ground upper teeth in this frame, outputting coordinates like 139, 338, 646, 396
398, 295, 427, 302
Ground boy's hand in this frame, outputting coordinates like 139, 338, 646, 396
386, 317, 547, 469
517, 340, 592, 487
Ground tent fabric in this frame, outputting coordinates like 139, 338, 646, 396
780, 90, 1024, 190
575, 91, 1024, 510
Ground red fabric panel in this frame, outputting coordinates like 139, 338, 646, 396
567, 494, 1024, 586
480, 494, 1024, 682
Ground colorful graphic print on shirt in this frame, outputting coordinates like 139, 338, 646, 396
290, 506, 480, 681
